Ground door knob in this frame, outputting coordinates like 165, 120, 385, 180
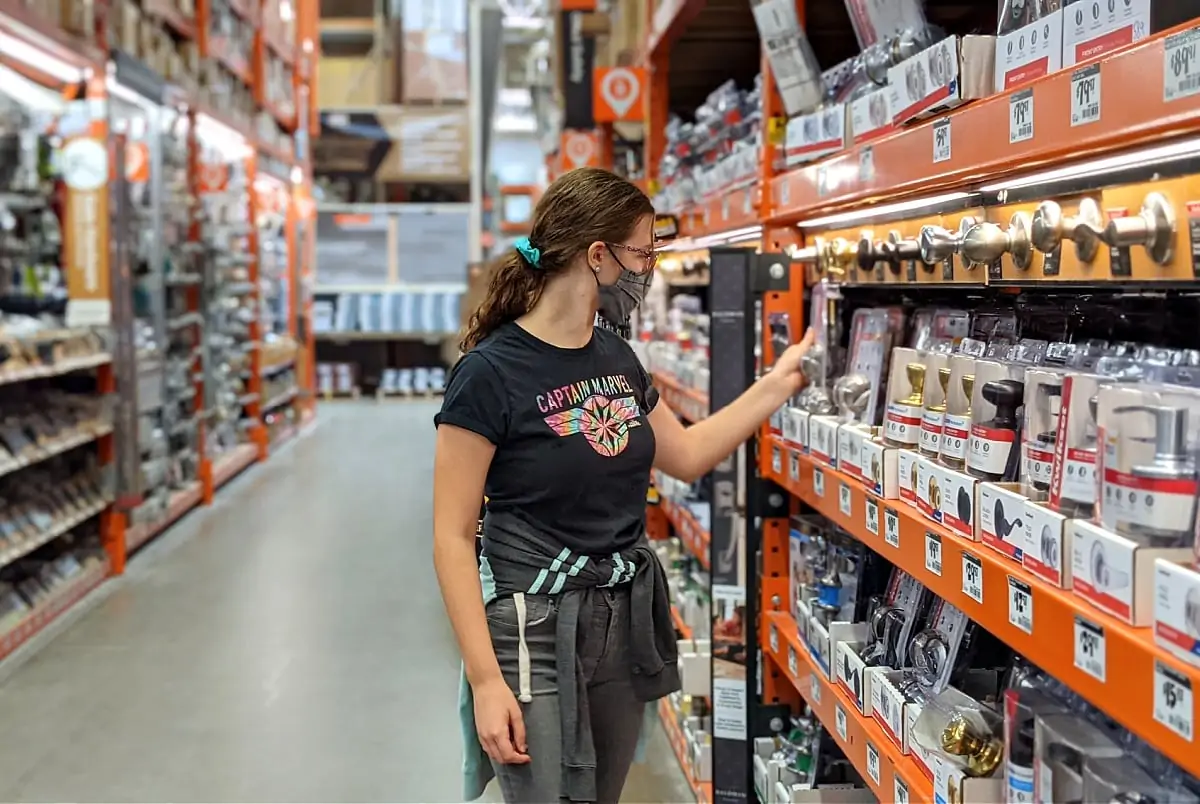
856, 235, 884, 272
961, 212, 1033, 271
823, 237, 856, 277
881, 230, 923, 270
919, 216, 977, 265
1030, 199, 1104, 262
1102, 192, 1175, 266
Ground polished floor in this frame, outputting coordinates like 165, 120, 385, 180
0, 402, 692, 803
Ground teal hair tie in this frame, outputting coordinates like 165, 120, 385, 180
514, 237, 542, 268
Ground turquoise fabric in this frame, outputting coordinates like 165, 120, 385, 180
458, 558, 656, 801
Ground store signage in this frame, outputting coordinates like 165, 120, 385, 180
593, 66, 645, 122
63, 87, 111, 328
559, 8, 596, 129
561, 129, 600, 170
315, 107, 470, 182
653, 214, 679, 241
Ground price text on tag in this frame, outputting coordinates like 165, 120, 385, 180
866, 742, 881, 784
839, 483, 853, 517
866, 498, 879, 536
932, 118, 951, 163
1164, 28, 1200, 102
1071, 64, 1100, 125
884, 508, 900, 548
769, 623, 779, 654
813, 468, 825, 498
894, 776, 909, 804
835, 705, 848, 741
787, 645, 799, 678
772, 446, 782, 474
1008, 576, 1034, 634
810, 675, 822, 705
925, 532, 943, 576
962, 552, 983, 603
1009, 88, 1033, 143
1073, 616, 1106, 682
789, 452, 800, 481
1153, 661, 1194, 741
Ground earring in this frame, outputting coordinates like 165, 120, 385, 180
592, 264, 601, 273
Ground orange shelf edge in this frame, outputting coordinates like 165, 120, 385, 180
212, 443, 259, 490
125, 484, 204, 554
676, 184, 761, 239
641, 0, 706, 65
671, 604, 693, 640
762, 436, 1200, 778
657, 696, 713, 804
653, 371, 708, 423
658, 489, 711, 570
762, 611, 932, 802
766, 23, 1200, 224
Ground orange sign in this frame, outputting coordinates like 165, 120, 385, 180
593, 67, 646, 123
125, 141, 150, 183
560, 129, 600, 171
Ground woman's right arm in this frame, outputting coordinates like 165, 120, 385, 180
432, 422, 529, 764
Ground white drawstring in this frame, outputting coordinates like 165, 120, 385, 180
513, 592, 533, 703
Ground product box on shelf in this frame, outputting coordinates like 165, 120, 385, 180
898, 448, 919, 508
914, 453, 945, 525
918, 360, 953, 462
1070, 519, 1192, 626
939, 353, 978, 473
979, 482, 1041, 560
834, 640, 887, 715
870, 670, 911, 753
783, 104, 847, 168
888, 35, 997, 125
1023, 368, 1067, 494
678, 639, 712, 697
783, 406, 810, 452
994, 7, 1064, 91
752, 737, 805, 804
809, 415, 839, 467
940, 463, 981, 540
1061, 0, 1149, 66
965, 354, 1027, 484
859, 437, 900, 499
849, 85, 893, 145
1023, 499, 1073, 588
1047, 371, 1102, 520
882, 348, 927, 451
1153, 559, 1200, 669
751, 0, 824, 117
933, 755, 1004, 804
837, 423, 872, 482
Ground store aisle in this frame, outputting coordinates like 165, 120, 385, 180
0, 402, 690, 803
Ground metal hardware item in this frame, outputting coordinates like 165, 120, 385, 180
1030, 198, 1104, 262
1090, 540, 1130, 591
962, 374, 976, 417
882, 230, 924, 270
1102, 192, 1175, 266
833, 373, 873, 422
941, 713, 1003, 777
822, 237, 856, 278
962, 212, 1033, 271
900, 363, 927, 406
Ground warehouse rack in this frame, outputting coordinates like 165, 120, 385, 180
612, 2, 1200, 802
0, 0, 320, 662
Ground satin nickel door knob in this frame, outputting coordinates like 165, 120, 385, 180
919, 216, 978, 266
962, 212, 1033, 271
1102, 192, 1175, 266
881, 229, 924, 271
1030, 198, 1104, 262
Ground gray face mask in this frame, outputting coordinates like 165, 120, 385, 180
597, 268, 651, 328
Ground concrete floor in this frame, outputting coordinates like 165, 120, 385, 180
0, 402, 692, 803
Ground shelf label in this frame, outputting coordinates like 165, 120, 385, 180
769, 622, 779, 654
780, 179, 791, 207
1164, 28, 1200, 102
1154, 661, 1194, 741
839, 483, 853, 517
866, 741, 881, 785
1073, 616, 1106, 682
932, 118, 951, 163
1071, 64, 1100, 126
787, 644, 799, 678
962, 552, 983, 603
789, 451, 800, 480
810, 674, 822, 705
894, 776, 909, 804
866, 498, 880, 536
1008, 577, 1033, 634
925, 532, 943, 576
859, 146, 876, 182
835, 704, 848, 741
817, 164, 830, 197
1009, 88, 1033, 143
720, 195, 730, 221
813, 468, 826, 498
743, 192, 753, 216
772, 446, 782, 474
884, 508, 900, 548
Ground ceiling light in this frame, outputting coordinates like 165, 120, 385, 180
795, 192, 972, 229
0, 33, 86, 84
981, 136, 1200, 193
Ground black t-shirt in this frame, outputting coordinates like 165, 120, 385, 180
435, 322, 659, 555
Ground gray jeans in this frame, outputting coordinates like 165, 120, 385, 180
485, 588, 645, 804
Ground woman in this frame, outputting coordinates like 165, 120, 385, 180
433, 168, 813, 803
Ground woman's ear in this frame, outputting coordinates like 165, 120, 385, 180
586, 241, 607, 271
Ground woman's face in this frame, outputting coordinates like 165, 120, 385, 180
587, 214, 657, 287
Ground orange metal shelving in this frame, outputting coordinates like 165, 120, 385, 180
658, 696, 714, 804
761, 437, 1200, 779
653, 371, 708, 423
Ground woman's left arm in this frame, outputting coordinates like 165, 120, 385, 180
648, 329, 814, 482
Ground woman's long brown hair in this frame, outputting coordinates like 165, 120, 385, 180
460, 168, 653, 352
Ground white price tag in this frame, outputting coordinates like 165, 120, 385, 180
772, 446, 782, 474
839, 483, 853, 517
835, 704, 848, 741
859, 146, 875, 182
962, 552, 983, 603
721, 195, 730, 221
932, 118, 951, 163
866, 498, 879, 536
894, 776, 909, 804
813, 468, 826, 498
1009, 88, 1033, 143
789, 451, 800, 481
1073, 616, 1106, 682
810, 675, 822, 705
1164, 28, 1200, 102
787, 645, 799, 677
866, 741, 881, 785
925, 532, 943, 576
780, 179, 791, 207
884, 508, 900, 548
769, 622, 779, 654
1008, 577, 1033, 634
1154, 661, 1194, 741
1071, 64, 1100, 126
743, 192, 752, 215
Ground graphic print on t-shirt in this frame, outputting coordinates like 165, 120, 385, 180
540, 373, 643, 458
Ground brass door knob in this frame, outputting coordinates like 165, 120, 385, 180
1030, 198, 1104, 262
962, 212, 1033, 271
1102, 192, 1175, 265
823, 237, 856, 277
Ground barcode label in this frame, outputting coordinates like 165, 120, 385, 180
1071, 64, 1100, 126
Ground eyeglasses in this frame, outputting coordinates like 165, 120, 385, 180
606, 242, 658, 273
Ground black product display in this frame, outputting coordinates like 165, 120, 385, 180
968, 379, 1025, 481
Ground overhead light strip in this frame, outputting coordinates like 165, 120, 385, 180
0, 32, 86, 84
981, 135, 1200, 192
795, 192, 972, 230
